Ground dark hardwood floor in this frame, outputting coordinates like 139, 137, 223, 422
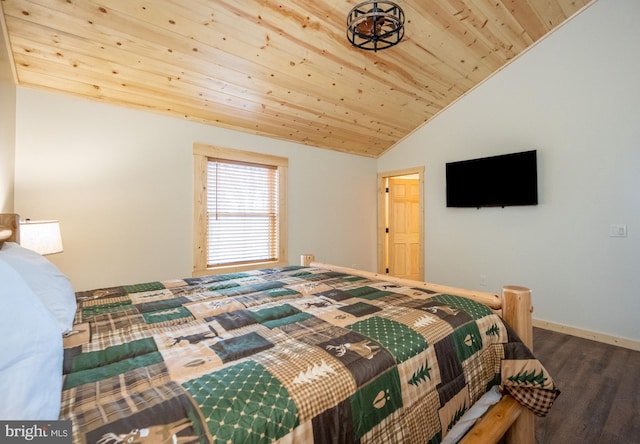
533, 327, 640, 444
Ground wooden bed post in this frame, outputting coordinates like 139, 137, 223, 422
0, 213, 20, 246
501, 285, 534, 444
501, 285, 533, 349
460, 286, 535, 444
300, 254, 315, 267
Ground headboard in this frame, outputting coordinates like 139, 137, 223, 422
0, 213, 20, 247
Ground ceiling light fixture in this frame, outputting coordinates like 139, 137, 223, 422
347, 1, 405, 52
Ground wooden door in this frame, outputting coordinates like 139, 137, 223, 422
387, 177, 421, 280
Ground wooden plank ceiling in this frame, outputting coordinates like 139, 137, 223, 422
1, 0, 591, 157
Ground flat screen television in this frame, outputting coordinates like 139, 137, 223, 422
446, 150, 538, 208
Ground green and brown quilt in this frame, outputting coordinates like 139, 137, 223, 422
60, 266, 559, 443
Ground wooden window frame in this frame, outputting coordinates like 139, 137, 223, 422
193, 143, 288, 276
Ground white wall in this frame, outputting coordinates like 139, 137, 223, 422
14, 89, 378, 291
0, 24, 16, 213
378, 0, 640, 342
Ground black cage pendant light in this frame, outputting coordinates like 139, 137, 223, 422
347, 1, 405, 52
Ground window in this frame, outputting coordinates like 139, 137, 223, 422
193, 144, 288, 275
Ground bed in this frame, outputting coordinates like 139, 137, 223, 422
0, 213, 558, 444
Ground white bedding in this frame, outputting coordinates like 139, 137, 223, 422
0, 255, 63, 419
1, 241, 76, 333
441, 385, 503, 443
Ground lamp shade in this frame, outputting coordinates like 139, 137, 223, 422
19, 220, 64, 255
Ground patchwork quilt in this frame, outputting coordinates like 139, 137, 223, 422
60, 266, 559, 444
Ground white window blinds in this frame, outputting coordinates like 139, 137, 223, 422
207, 158, 279, 267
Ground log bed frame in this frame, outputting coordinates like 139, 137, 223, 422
0, 213, 534, 443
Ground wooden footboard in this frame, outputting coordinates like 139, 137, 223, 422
458, 395, 527, 444
307, 259, 534, 444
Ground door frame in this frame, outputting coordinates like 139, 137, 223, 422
377, 166, 425, 278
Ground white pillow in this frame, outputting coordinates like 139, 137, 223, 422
0, 242, 76, 333
0, 256, 63, 419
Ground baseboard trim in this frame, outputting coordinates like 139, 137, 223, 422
533, 319, 640, 352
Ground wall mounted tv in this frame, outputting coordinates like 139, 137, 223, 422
446, 150, 538, 208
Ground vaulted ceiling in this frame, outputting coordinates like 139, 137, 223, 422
1, 0, 591, 157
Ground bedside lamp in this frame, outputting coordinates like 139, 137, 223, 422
19, 220, 64, 255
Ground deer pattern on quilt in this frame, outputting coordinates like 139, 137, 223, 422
96, 418, 195, 444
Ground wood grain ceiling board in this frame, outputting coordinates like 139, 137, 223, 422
1, 0, 592, 157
